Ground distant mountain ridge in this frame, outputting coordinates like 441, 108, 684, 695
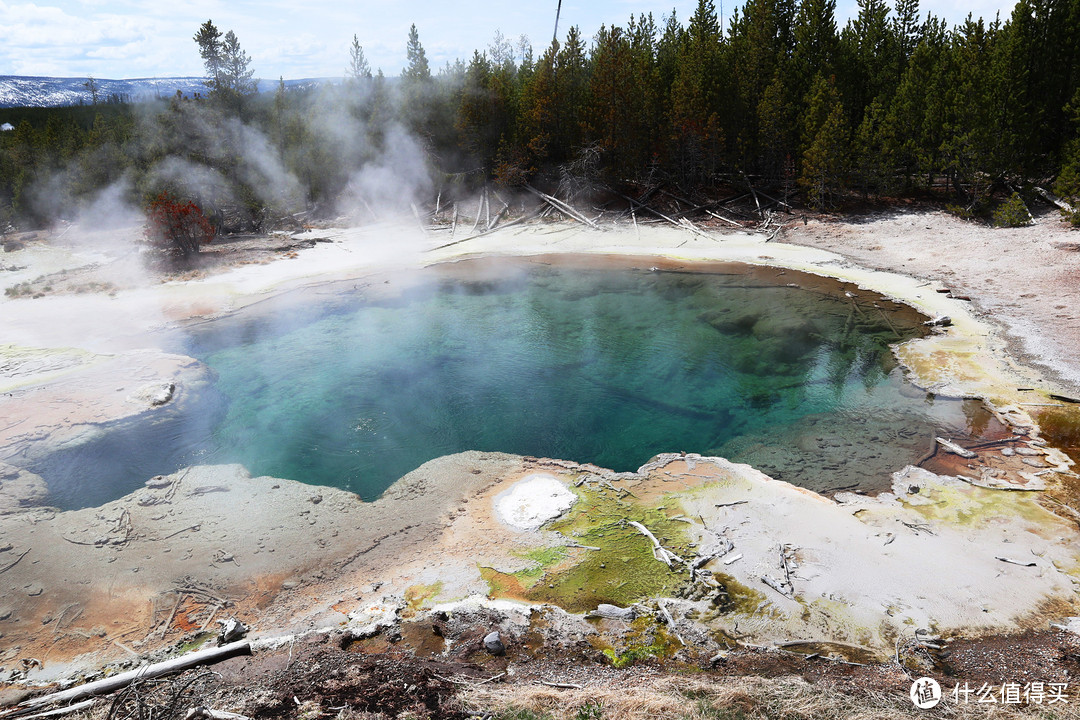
0, 76, 333, 108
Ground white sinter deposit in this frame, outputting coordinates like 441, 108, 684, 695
493, 473, 577, 531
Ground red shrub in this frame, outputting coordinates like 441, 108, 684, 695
144, 193, 216, 259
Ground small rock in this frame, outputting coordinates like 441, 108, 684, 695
217, 617, 249, 643
25, 585, 43, 597
590, 603, 636, 621
145, 476, 172, 489
0, 607, 12, 621
483, 630, 505, 656
309, 495, 322, 505
1001, 447, 1015, 456
149, 383, 176, 406
924, 315, 952, 328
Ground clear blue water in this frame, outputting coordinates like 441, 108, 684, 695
34, 257, 995, 509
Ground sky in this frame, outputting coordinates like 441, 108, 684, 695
0, 0, 1021, 81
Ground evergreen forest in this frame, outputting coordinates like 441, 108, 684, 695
2, 0, 1080, 232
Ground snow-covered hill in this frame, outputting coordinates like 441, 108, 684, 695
0, 76, 332, 108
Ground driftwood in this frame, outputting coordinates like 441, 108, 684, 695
524, 185, 599, 229
11, 700, 96, 720
185, 709, 252, 720
705, 209, 745, 227
538, 680, 584, 690
656, 599, 686, 646
1034, 186, 1076, 214
742, 173, 763, 218
426, 207, 544, 252
610, 187, 713, 240
761, 575, 793, 598
935, 437, 977, 459
17, 641, 252, 710
469, 191, 484, 234
627, 521, 684, 567
995, 556, 1037, 567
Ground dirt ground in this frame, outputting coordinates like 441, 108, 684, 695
4, 206, 1080, 719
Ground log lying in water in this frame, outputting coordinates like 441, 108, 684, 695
935, 436, 977, 459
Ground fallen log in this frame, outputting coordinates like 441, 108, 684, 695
524, 185, 599, 229
426, 207, 544, 252
935, 436, 977, 459
17, 641, 252, 710
704, 209, 745, 227
537, 680, 584, 690
606, 187, 713, 240
627, 521, 684, 566
742, 173, 763, 218
1033, 186, 1076, 214
11, 700, 96, 720
184, 709, 252, 720
761, 575, 793, 598
995, 556, 1037, 567
469, 190, 484, 234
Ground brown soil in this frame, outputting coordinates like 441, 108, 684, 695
11, 616, 1080, 719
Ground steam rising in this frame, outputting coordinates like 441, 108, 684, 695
17, 78, 440, 245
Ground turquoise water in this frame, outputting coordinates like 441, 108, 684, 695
183, 259, 981, 499
35, 258, 991, 509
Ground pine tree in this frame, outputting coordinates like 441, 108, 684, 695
1053, 87, 1080, 225
194, 20, 224, 93
799, 73, 848, 208
884, 16, 949, 190
518, 43, 558, 168
193, 21, 255, 112
220, 31, 256, 99
939, 15, 997, 208
456, 51, 498, 168
851, 97, 892, 197
402, 24, 434, 135
404, 24, 431, 83
554, 26, 589, 160
669, 0, 726, 182
756, 71, 798, 184
348, 35, 372, 81
791, 0, 839, 102
585, 24, 634, 174
845, 0, 894, 112
892, 0, 921, 67
729, 0, 796, 167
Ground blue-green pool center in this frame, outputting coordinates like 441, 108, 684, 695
37, 256, 1000, 509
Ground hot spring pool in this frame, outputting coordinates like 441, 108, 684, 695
34, 256, 1000, 509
